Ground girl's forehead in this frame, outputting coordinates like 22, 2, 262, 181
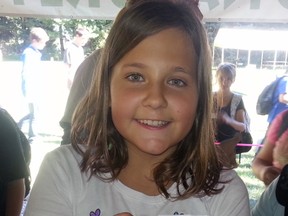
218, 71, 232, 78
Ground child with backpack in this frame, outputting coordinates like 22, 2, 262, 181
213, 63, 252, 167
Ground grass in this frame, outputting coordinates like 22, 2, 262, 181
235, 147, 266, 208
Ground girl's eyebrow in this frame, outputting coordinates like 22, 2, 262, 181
174, 66, 189, 73
123, 63, 191, 74
122, 62, 146, 68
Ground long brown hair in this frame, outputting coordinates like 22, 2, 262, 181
71, 0, 223, 199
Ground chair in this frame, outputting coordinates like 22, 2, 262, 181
216, 133, 241, 168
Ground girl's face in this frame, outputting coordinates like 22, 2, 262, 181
110, 28, 198, 158
75, 34, 89, 47
217, 72, 233, 91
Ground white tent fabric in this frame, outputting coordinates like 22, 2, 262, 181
0, 0, 125, 19
201, 0, 288, 23
214, 28, 288, 51
1, 0, 288, 21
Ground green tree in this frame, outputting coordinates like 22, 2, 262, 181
59, 19, 112, 56
0, 16, 112, 61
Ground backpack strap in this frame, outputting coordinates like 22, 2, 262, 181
230, 94, 242, 119
230, 94, 251, 132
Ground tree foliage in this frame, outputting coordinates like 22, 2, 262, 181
0, 16, 112, 61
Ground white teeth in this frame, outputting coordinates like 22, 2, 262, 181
138, 120, 168, 127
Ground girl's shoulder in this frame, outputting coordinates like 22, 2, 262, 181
219, 169, 241, 182
231, 92, 243, 101
213, 169, 249, 199
44, 144, 84, 167
203, 169, 250, 215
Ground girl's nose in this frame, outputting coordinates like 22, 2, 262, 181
142, 84, 168, 109
221, 78, 228, 85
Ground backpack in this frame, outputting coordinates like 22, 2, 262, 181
230, 94, 253, 154
256, 76, 286, 115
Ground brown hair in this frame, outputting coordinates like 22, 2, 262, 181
71, 0, 223, 199
216, 62, 236, 82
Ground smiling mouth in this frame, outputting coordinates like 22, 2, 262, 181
137, 119, 169, 127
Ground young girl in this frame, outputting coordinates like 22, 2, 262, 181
213, 63, 252, 166
213, 63, 246, 142
24, 1, 250, 215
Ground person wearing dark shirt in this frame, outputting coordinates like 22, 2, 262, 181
60, 49, 100, 145
0, 108, 30, 216
213, 63, 246, 142
213, 63, 247, 167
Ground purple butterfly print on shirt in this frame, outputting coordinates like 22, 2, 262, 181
90, 209, 101, 216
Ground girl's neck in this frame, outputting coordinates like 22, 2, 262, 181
117, 149, 166, 196
218, 88, 231, 96
118, 166, 160, 196
217, 89, 233, 107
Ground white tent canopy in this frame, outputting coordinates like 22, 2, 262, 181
1, 0, 288, 21
214, 28, 288, 69
214, 28, 288, 51
0, 0, 125, 20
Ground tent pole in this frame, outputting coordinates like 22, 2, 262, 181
285, 50, 287, 68
248, 50, 251, 66
273, 50, 277, 70
261, 51, 264, 69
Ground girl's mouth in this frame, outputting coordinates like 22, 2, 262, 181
137, 119, 169, 127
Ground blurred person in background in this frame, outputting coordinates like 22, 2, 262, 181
213, 63, 249, 167
0, 107, 30, 216
18, 27, 49, 141
252, 109, 288, 186
60, 49, 100, 145
64, 27, 90, 90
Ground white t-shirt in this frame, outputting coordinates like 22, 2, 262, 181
64, 42, 85, 81
251, 176, 284, 216
24, 145, 250, 216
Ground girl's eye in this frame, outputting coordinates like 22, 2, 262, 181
220, 78, 231, 82
168, 79, 186, 87
126, 73, 144, 82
